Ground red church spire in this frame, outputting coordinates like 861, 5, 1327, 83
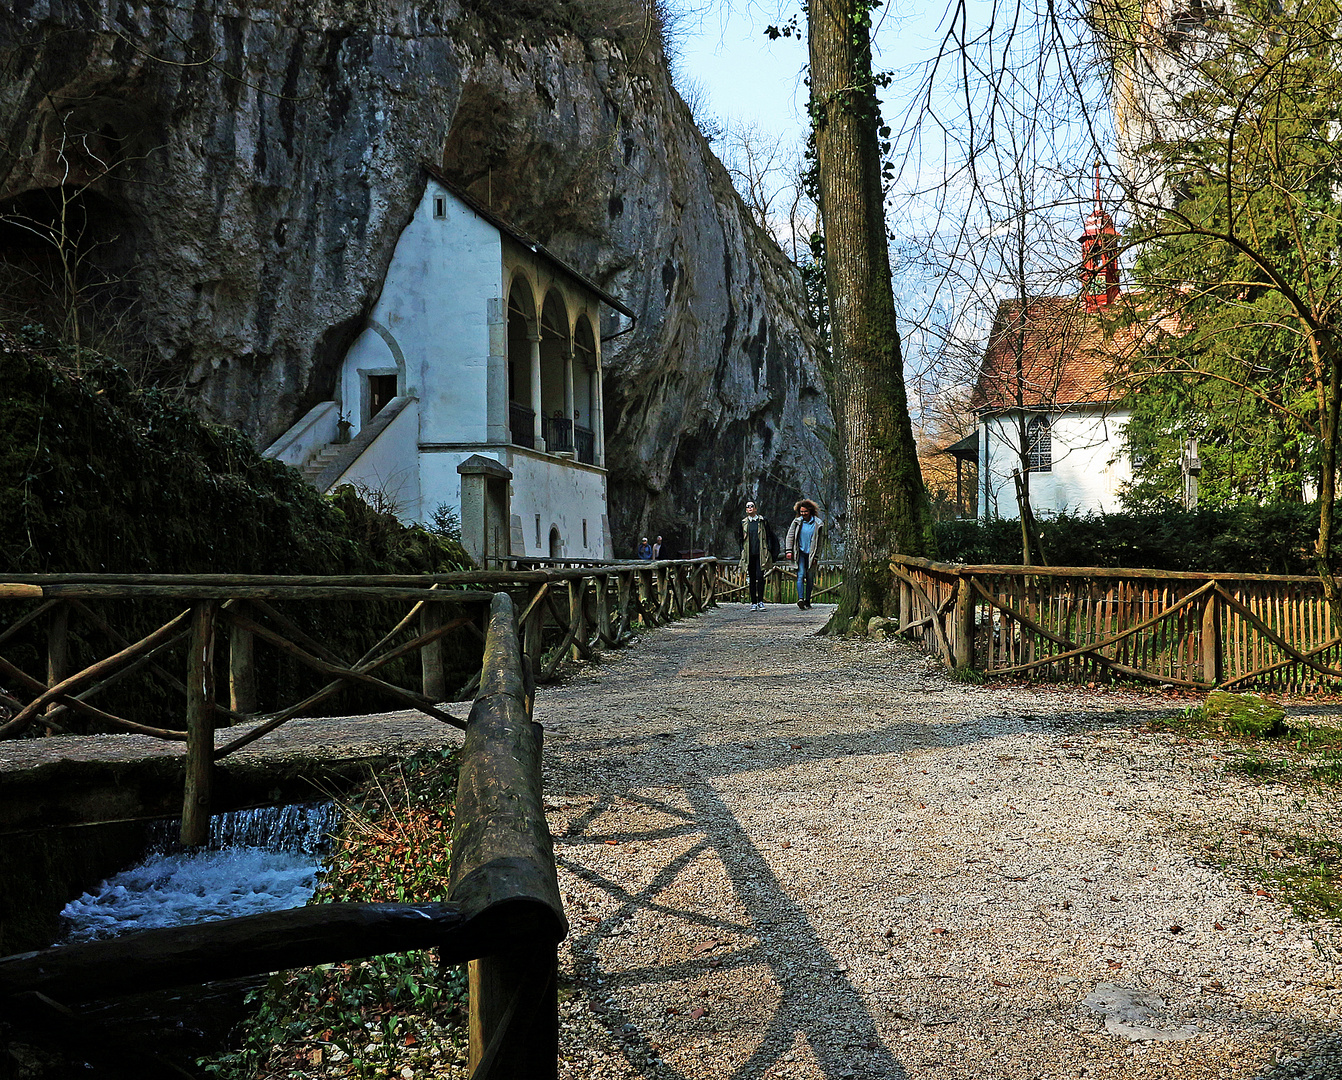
1080, 160, 1120, 312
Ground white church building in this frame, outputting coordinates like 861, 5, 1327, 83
265, 166, 633, 565
971, 179, 1143, 520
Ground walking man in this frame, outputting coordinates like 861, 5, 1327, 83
784, 499, 826, 609
739, 500, 776, 610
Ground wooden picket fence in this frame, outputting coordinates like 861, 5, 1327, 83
891, 554, 1342, 692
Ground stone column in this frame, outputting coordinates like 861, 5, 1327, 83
593, 360, 606, 467
563, 344, 575, 438
529, 331, 544, 450
486, 297, 508, 444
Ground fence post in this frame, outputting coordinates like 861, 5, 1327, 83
523, 592, 544, 694
594, 574, 611, 646
47, 603, 69, 732
181, 601, 218, 847
1201, 588, 1222, 686
639, 570, 654, 626
954, 574, 975, 670
421, 602, 446, 702
451, 594, 564, 1079
229, 607, 256, 717
899, 578, 912, 632
616, 572, 632, 638
568, 579, 585, 661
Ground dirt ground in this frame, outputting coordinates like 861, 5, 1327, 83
534, 603, 1342, 1080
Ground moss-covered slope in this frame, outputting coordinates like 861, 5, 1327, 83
1, 327, 469, 576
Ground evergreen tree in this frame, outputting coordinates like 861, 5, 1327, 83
1120, 0, 1342, 602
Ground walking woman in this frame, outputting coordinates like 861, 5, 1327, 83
739, 500, 776, 610
783, 499, 826, 609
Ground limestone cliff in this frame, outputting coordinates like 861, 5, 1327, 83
0, 0, 835, 556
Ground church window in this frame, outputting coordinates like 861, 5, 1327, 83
1027, 416, 1052, 472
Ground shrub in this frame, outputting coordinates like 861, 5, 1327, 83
934, 504, 1318, 574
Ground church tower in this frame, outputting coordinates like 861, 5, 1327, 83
1079, 162, 1120, 312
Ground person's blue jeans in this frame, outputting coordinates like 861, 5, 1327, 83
796, 551, 814, 602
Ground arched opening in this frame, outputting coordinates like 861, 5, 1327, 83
573, 315, 598, 465
339, 321, 406, 435
549, 525, 562, 560
506, 279, 537, 449
540, 291, 571, 453
1026, 416, 1052, 473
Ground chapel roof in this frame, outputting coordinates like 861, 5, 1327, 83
970, 293, 1173, 413
421, 164, 637, 321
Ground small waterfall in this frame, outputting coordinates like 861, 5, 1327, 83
60, 802, 342, 944
146, 801, 340, 857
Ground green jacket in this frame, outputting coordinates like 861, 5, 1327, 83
738, 515, 776, 575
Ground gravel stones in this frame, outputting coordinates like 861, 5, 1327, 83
536, 604, 1342, 1079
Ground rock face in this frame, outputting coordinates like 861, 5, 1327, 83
0, 0, 836, 557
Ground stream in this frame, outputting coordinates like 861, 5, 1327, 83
59, 801, 340, 943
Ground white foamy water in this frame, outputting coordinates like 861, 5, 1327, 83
60, 803, 340, 944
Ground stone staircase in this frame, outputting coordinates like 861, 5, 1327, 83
302, 445, 344, 485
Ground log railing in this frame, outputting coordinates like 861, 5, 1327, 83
0, 561, 720, 843
891, 554, 1342, 692
0, 593, 566, 1078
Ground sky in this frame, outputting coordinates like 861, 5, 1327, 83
669, 1, 957, 165
669, 0, 1113, 430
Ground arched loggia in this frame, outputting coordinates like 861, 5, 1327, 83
573, 315, 599, 465
506, 279, 539, 449
540, 290, 572, 454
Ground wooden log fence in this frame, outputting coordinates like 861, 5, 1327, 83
0, 561, 721, 844
0, 593, 567, 1079
891, 554, 1342, 693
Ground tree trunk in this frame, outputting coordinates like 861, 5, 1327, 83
808, 0, 936, 633
1316, 334, 1342, 617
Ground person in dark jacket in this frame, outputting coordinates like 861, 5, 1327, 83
738, 500, 776, 610
783, 499, 827, 609
637, 537, 654, 560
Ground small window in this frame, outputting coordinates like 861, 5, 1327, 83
582, 519, 588, 546
1026, 416, 1052, 472
367, 373, 397, 420
432, 195, 446, 219
535, 514, 541, 548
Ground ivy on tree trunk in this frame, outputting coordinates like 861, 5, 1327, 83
807, 0, 936, 632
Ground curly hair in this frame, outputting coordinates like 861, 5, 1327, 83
794, 499, 819, 515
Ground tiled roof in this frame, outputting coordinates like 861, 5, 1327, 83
971, 294, 1168, 413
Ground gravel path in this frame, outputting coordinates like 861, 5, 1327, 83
535, 603, 1342, 1080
